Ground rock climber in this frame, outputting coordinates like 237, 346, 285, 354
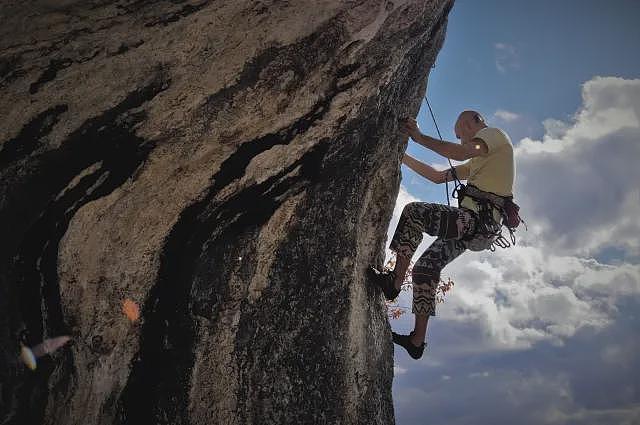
369, 110, 516, 359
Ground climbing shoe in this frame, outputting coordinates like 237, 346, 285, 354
368, 266, 400, 300
392, 330, 425, 360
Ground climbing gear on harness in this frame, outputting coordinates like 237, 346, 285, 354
503, 197, 522, 229
455, 183, 527, 251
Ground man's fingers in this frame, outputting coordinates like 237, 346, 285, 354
397, 117, 418, 137
398, 117, 417, 125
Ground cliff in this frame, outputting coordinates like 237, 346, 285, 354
0, 1, 453, 423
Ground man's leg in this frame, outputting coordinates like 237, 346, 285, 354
392, 253, 411, 290
410, 238, 466, 346
388, 202, 472, 289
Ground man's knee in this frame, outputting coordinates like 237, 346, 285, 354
401, 202, 420, 216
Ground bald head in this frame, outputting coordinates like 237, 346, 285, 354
458, 110, 485, 125
454, 110, 487, 142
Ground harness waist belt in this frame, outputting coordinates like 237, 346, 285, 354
461, 184, 511, 210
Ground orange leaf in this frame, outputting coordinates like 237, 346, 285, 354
122, 299, 140, 322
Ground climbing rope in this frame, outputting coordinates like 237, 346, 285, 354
424, 95, 462, 207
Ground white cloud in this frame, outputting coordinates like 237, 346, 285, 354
514, 76, 640, 258
494, 42, 519, 73
438, 245, 636, 349
494, 109, 520, 122
542, 118, 570, 139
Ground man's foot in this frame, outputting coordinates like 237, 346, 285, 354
392, 330, 425, 359
368, 266, 400, 300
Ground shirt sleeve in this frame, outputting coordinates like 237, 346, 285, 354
473, 127, 507, 155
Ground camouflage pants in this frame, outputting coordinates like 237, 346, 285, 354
389, 202, 493, 316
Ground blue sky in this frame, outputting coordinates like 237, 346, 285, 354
390, 1, 640, 424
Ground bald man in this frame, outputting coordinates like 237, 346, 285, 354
369, 110, 515, 359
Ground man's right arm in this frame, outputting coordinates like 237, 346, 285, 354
402, 153, 468, 183
402, 153, 442, 182
403, 154, 470, 183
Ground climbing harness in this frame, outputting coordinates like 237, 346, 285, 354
455, 183, 527, 251
423, 96, 526, 251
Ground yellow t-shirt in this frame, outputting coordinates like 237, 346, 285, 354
457, 127, 515, 222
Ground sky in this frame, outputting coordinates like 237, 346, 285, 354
388, 1, 640, 424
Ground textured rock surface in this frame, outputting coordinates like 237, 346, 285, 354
0, 1, 453, 423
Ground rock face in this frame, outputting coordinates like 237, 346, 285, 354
0, 1, 453, 423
